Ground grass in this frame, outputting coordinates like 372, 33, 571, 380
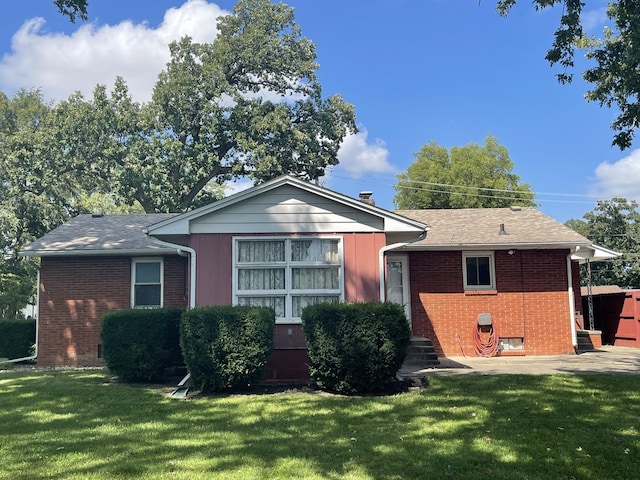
1, 370, 639, 479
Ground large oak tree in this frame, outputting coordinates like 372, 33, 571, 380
56, 0, 356, 213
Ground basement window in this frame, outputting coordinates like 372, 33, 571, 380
498, 337, 524, 351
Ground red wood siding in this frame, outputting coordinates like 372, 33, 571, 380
191, 233, 234, 306
188, 231, 385, 381
191, 232, 385, 307
342, 232, 385, 302
409, 249, 575, 356
37, 255, 187, 366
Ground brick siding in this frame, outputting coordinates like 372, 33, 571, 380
409, 249, 578, 356
37, 255, 187, 366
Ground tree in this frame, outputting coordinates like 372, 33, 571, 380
566, 198, 640, 288
58, 0, 356, 213
497, 1, 640, 149
54, 0, 88, 22
393, 134, 536, 209
0, 89, 139, 318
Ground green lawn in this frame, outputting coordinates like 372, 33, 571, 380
1, 370, 639, 479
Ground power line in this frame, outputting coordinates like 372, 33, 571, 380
326, 167, 602, 205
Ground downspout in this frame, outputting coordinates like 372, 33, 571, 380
0, 269, 40, 364
151, 239, 197, 309
378, 228, 429, 302
567, 247, 578, 351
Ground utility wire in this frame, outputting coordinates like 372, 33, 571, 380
326, 166, 603, 205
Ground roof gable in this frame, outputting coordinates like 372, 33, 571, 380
147, 175, 427, 236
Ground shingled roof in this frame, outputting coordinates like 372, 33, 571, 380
396, 207, 591, 249
20, 214, 177, 256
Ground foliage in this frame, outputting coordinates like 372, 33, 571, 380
0, 317, 35, 359
54, 0, 356, 213
497, 0, 640, 149
0, 89, 74, 319
302, 302, 411, 394
393, 134, 535, 209
2, 0, 354, 314
54, 0, 88, 22
2, 372, 640, 479
180, 306, 275, 392
101, 308, 184, 382
567, 197, 640, 288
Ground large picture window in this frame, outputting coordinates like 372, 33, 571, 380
234, 237, 343, 323
132, 258, 163, 307
462, 252, 495, 290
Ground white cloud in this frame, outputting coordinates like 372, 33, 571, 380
581, 6, 609, 31
0, 0, 227, 102
592, 149, 640, 200
336, 129, 394, 178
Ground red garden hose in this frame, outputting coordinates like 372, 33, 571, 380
473, 319, 499, 357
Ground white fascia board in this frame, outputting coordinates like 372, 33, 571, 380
20, 248, 176, 257
146, 175, 429, 236
571, 244, 622, 263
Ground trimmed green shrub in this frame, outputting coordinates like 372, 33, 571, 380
180, 306, 275, 393
101, 308, 184, 382
0, 317, 36, 359
302, 302, 411, 394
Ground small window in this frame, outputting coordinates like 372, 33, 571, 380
499, 337, 524, 351
132, 258, 163, 308
462, 252, 495, 290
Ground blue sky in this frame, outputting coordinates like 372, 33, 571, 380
2, 0, 637, 222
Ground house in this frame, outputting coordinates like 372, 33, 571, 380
20, 176, 616, 380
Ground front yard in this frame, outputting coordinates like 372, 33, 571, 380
1, 369, 639, 479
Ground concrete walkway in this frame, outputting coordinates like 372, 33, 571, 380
400, 345, 640, 377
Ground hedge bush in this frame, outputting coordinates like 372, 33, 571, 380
101, 308, 184, 382
180, 306, 274, 393
302, 302, 411, 394
0, 317, 36, 359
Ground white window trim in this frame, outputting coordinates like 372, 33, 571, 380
232, 236, 344, 324
462, 251, 495, 290
131, 257, 164, 308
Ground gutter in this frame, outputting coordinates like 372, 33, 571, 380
378, 227, 430, 301
20, 248, 176, 258
150, 239, 197, 309
0, 270, 40, 365
567, 247, 579, 350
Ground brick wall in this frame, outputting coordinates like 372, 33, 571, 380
409, 249, 576, 356
38, 255, 187, 366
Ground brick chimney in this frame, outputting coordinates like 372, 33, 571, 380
359, 191, 375, 206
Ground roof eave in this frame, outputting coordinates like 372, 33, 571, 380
20, 248, 177, 257
401, 241, 592, 251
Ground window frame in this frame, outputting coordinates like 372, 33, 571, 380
462, 251, 495, 290
232, 236, 344, 324
131, 257, 164, 308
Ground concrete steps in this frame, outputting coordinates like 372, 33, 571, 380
576, 329, 602, 353
402, 336, 440, 367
